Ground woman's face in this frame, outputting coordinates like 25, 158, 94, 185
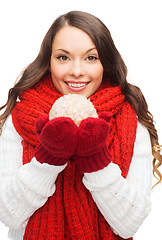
50, 26, 103, 98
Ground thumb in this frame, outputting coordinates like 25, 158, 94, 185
35, 114, 49, 136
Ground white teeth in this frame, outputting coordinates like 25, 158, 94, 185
67, 83, 87, 88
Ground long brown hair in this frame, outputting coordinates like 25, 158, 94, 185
0, 10, 161, 185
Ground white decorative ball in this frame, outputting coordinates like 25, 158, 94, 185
49, 94, 98, 125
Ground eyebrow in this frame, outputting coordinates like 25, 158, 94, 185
53, 47, 97, 54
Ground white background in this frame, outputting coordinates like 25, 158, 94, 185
0, 0, 162, 239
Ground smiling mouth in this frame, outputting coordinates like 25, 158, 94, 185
65, 82, 89, 88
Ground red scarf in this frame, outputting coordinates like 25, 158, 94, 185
12, 73, 137, 240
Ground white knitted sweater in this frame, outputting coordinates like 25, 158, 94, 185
0, 115, 152, 239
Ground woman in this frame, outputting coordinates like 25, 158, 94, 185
0, 10, 161, 240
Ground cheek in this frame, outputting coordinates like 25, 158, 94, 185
50, 58, 69, 80
51, 66, 64, 80
92, 66, 103, 83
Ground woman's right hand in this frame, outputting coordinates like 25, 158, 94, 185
35, 115, 78, 165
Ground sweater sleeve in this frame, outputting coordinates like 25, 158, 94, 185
0, 115, 66, 229
83, 121, 152, 239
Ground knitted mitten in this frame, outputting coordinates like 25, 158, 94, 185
35, 114, 78, 166
74, 112, 112, 173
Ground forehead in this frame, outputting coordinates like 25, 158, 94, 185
52, 26, 96, 52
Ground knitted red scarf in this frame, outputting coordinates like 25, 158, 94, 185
12, 73, 137, 240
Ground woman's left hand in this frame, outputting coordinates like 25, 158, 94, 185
73, 112, 112, 173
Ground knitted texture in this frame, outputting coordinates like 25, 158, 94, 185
12, 73, 137, 240
74, 114, 112, 173
34, 144, 67, 165
35, 116, 78, 165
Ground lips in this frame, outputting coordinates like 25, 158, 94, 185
65, 82, 89, 92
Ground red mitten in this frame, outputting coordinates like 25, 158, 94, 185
35, 115, 78, 166
74, 112, 112, 173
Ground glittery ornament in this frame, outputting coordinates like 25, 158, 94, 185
49, 94, 98, 125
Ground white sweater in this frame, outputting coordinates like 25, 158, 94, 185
0, 115, 152, 240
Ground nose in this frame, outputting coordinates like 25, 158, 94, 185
70, 60, 84, 78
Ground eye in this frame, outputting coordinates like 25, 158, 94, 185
57, 55, 69, 61
86, 55, 98, 61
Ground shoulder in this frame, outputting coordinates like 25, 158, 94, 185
1, 115, 22, 141
135, 120, 152, 149
0, 115, 23, 172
